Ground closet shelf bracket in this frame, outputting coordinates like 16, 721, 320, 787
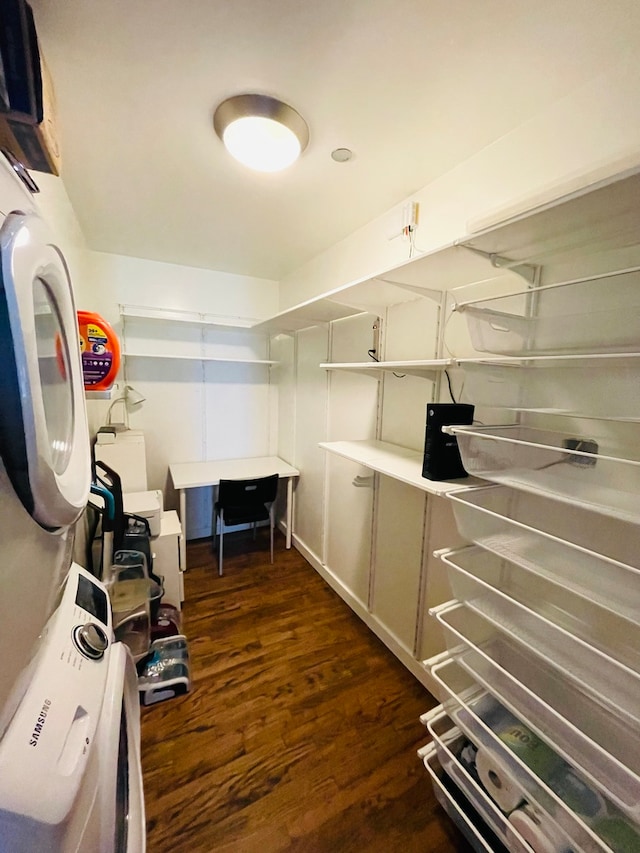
456, 243, 539, 286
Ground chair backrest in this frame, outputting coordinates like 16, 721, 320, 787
218, 474, 279, 508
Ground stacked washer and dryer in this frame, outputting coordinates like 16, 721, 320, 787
0, 151, 145, 852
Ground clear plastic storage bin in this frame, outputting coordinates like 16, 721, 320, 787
419, 741, 509, 853
445, 424, 640, 524
454, 266, 640, 355
446, 485, 640, 613
428, 659, 611, 853
424, 710, 536, 853
459, 354, 640, 421
439, 545, 640, 672
434, 604, 640, 824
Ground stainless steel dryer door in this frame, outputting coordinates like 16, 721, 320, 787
0, 212, 90, 528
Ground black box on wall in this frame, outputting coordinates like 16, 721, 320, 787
422, 403, 474, 481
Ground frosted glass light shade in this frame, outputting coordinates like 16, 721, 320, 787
223, 116, 301, 172
214, 94, 309, 173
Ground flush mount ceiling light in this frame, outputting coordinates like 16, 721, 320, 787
213, 94, 309, 173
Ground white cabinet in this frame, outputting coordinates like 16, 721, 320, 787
152, 510, 184, 610
370, 477, 425, 652
316, 291, 479, 681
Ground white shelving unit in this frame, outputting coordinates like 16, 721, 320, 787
241, 164, 640, 850
417, 167, 640, 852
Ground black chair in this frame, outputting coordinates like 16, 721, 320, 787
213, 474, 279, 575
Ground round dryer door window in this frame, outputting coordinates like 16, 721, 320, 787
0, 212, 91, 528
33, 275, 74, 474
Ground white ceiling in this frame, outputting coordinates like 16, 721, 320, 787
30, 0, 640, 281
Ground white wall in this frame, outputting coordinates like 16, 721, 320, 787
79, 251, 278, 328
78, 252, 279, 538
31, 170, 89, 299
279, 57, 640, 309
22, 176, 281, 540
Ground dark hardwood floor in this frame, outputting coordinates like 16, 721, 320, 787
140, 532, 473, 852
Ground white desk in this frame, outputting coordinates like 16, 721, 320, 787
169, 455, 300, 569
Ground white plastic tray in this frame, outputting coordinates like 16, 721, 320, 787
447, 485, 640, 617
454, 266, 640, 354
458, 353, 640, 421
445, 424, 640, 524
428, 658, 610, 853
439, 545, 640, 672
435, 604, 640, 823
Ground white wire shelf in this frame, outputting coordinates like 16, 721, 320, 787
119, 303, 262, 329
457, 352, 640, 422
122, 351, 276, 365
453, 265, 640, 355
319, 439, 482, 495
446, 484, 640, 613
320, 358, 453, 380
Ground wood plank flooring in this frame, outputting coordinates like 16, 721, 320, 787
140, 533, 474, 853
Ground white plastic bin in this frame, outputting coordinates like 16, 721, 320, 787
459, 354, 640, 421
439, 545, 640, 672
434, 604, 640, 824
454, 266, 640, 355
427, 658, 610, 853
445, 424, 640, 524
447, 485, 640, 612
425, 710, 537, 853
419, 741, 507, 852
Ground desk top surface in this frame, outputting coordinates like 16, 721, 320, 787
169, 456, 300, 490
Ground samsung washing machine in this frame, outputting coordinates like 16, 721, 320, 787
0, 151, 145, 852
